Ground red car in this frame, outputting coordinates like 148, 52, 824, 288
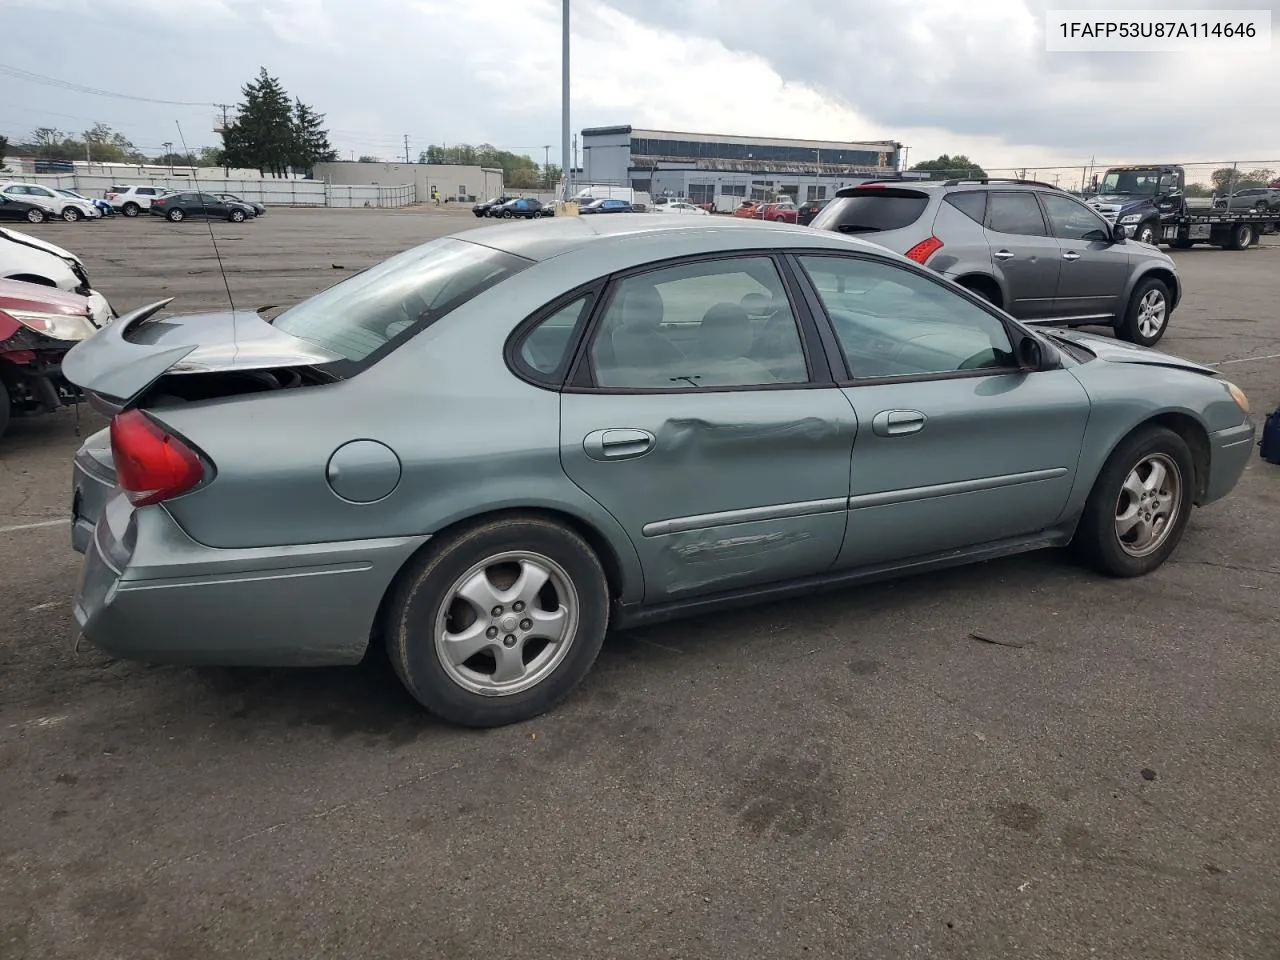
733, 200, 762, 219
759, 201, 798, 223
0, 279, 103, 439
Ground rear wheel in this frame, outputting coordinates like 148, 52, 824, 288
167, 208, 185, 222
958, 277, 1001, 308
25, 208, 45, 224
386, 515, 609, 728
1227, 222, 1255, 250
1072, 426, 1194, 577
122, 202, 140, 217
1116, 276, 1170, 347
61, 207, 82, 222
502, 209, 514, 219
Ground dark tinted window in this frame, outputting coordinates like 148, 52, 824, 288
944, 190, 986, 224
810, 189, 930, 234
986, 192, 1048, 236
1040, 192, 1110, 241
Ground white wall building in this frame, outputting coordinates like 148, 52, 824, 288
313, 162, 504, 202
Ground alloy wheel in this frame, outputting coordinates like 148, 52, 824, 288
1136, 289, 1166, 340
1114, 453, 1182, 557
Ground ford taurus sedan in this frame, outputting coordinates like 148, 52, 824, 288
64, 215, 1255, 728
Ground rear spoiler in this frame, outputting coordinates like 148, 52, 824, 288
62, 299, 179, 404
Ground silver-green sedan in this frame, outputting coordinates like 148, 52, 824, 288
64, 215, 1256, 727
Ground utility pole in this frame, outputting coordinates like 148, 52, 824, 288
162, 141, 173, 174
543, 144, 551, 187
215, 103, 232, 175
403, 134, 410, 164
573, 134, 578, 183
561, 0, 571, 201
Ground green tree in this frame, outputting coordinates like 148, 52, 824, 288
1206, 167, 1275, 193
154, 152, 189, 167
291, 98, 336, 177
197, 145, 225, 167
0, 134, 9, 172
80, 123, 144, 163
223, 67, 296, 177
357, 155, 379, 163
909, 154, 987, 179
419, 142, 542, 187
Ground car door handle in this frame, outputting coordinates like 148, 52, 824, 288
993, 249, 1015, 261
1062, 250, 1081, 261
583, 428, 655, 461
872, 410, 926, 437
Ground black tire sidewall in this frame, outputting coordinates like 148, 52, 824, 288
388, 517, 609, 727
1118, 276, 1170, 346
1075, 426, 1195, 577
123, 203, 139, 217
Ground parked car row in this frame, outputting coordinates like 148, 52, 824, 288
0, 181, 267, 224
0, 182, 103, 222
472, 196, 556, 219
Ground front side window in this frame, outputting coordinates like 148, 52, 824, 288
798, 255, 1016, 379
272, 237, 530, 364
1040, 192, 1110, 241
589, 256, 808, 389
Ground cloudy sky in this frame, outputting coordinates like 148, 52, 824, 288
3, 0, 1276, 175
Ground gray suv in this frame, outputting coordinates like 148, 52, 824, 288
809, 178, 1181, 347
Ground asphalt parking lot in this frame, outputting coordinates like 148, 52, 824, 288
2, 208, 1278, 960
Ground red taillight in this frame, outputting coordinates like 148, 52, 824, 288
110, 409, 205, 506
904, 236, 943, 264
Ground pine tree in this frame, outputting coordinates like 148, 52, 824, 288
292, 99, 336, 177
223, 68, 295, 177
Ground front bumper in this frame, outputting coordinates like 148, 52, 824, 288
85, 289, 114, 326
1203, 420, 1257, 505
73, 493, 430, 666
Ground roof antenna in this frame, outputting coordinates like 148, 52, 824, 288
174, 121, 239, 354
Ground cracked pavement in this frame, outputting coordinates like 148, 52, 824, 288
1, 210, 1277, 960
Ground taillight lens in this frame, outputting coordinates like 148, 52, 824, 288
904, 236, 944, 264
110, 410, 205, 506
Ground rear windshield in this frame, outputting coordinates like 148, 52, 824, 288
271, 237, 530, 364
810, 189, 930, 233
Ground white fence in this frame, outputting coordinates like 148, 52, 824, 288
9, 172, 418, 208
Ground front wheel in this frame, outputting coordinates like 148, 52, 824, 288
61, 207, 82, 222
1117, 276, 1171, 347
501, 210, 514, 219
1136, 221, 1158, 245
25, 208, 45, 224
229, 208, 246, 222
167, 208, 184, 222
1073, 426, 1194, 577
386, 515, 609, 728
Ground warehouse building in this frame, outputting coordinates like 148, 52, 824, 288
579, 125, 903, 204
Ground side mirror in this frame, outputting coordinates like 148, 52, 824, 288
1016, 334, 1057, 372
1111, 223, 1128, 243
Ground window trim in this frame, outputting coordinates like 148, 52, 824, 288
984, 189, 1051, 238
1036, 190, 1111, 242
785, 250, 1030, 387
564, 250, 834, 395
503, 280, 605, 389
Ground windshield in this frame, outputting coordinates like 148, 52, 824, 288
810, 189, 930, 233
1099, 170, 1162, 196
57, 189, 86, 200
271, 238, 530, 364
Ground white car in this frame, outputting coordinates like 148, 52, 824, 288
650, 201, 709, 215
0, 228, 114, 324
0, 182, 100, 222
105, 184, 171, 217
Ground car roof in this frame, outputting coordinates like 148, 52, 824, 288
453, 213, 889, 263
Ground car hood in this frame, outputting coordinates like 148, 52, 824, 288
0, 227, 82, 266
1047, 328, 1218, 376
62, 300, 344, 404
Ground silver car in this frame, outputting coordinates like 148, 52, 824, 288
810, 179, 1181, 348
65, 216, 1254, 728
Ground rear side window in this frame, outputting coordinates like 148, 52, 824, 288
809, 189, 930, 234
944, 190, 987, 224
515, 295, 594, 381
272, 237, 530, 365
986, 192, 1049, 236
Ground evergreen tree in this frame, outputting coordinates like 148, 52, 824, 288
292, 98, 336, 177
223, 67, 296, 178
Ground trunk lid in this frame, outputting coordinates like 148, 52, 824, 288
61, 299, 344, 406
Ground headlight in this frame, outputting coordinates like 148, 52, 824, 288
1224, 380, 1250, 414
1119, 214, 1142, 224
5, 309, 99, 341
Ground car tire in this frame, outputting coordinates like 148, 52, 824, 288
229, 209, 246, 223
1072, 425, 1195, 578
502, 210, 514, 219
532, 210, 542, 219
167, 208, 184, 222
1136, 221, 1159, 245
122, 202, 140, 217
61, 207, 82, 222
1116, 276, 1171, 347
25, 208, 45, 224
386, 514, 610, 728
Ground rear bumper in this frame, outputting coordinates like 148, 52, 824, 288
1202, 420, 1256, 505
70, 428, 114, 554
73, 495, 430, 666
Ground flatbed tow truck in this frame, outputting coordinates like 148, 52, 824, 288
1085, 163, 1277, 250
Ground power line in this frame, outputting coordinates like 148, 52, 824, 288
0, 62, 217, 107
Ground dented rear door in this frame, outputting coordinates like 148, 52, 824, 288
560, 389, 857, 603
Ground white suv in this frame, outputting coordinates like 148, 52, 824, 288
105, 185, 171, 217
0, 182, 100, 222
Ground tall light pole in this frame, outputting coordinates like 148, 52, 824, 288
543, 144, 551, 188
162, 141, 173, 174
561, 0, 571, 200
